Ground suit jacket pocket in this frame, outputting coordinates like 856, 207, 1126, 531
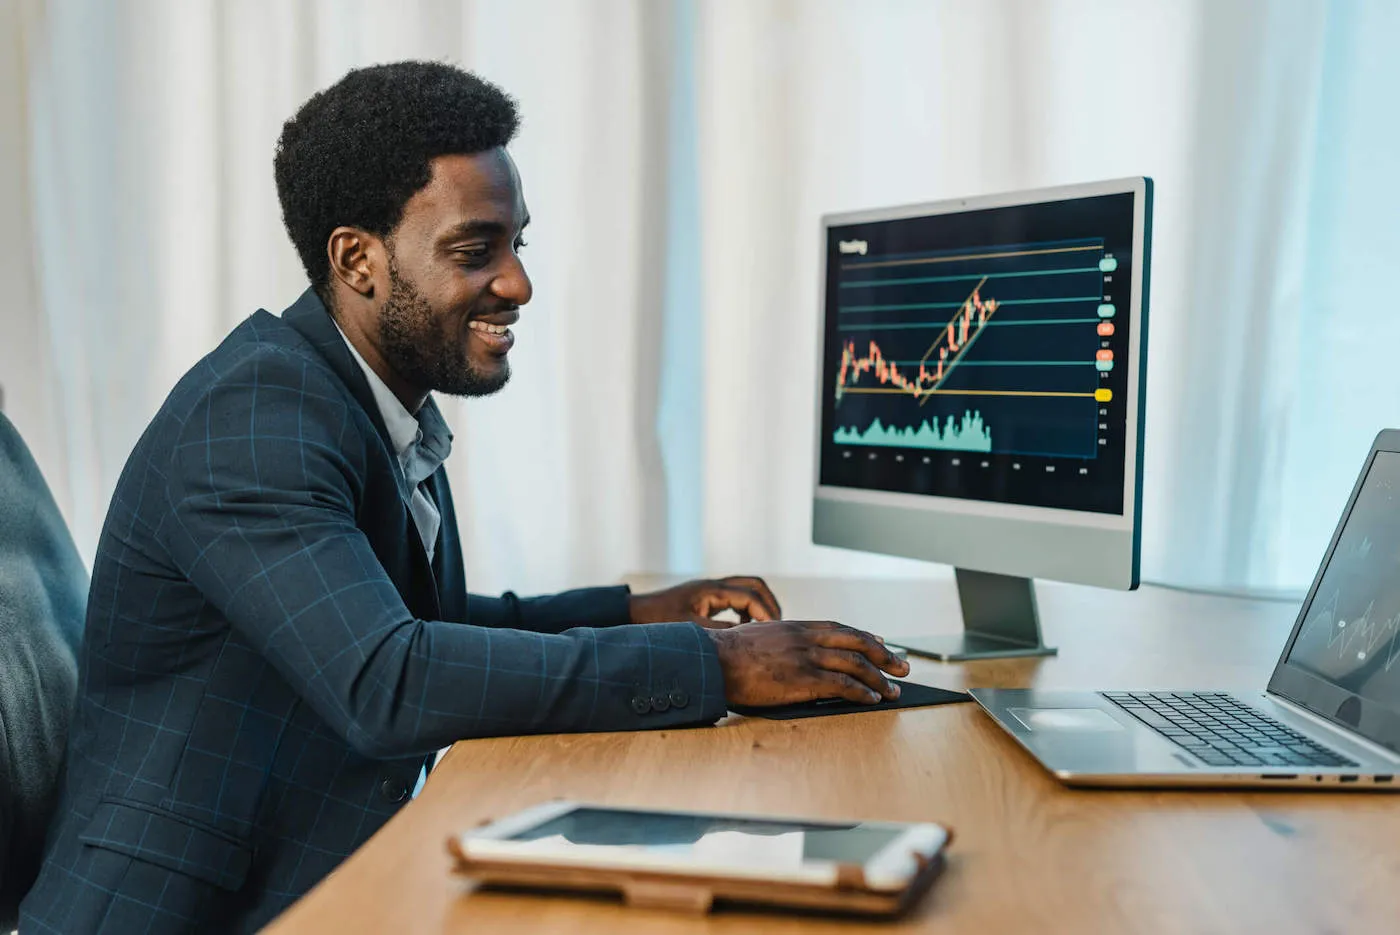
77, 798, 253, 891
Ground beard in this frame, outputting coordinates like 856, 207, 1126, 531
378, 256, 511, 398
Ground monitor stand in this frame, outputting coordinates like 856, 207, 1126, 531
899, 568, 1058, 661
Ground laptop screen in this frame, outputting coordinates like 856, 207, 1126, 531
1274, 448, 1400, 751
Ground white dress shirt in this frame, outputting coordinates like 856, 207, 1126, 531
335, 325, 452, 562
334, 323, 453, 797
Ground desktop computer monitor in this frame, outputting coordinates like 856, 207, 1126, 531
812, 178, 1152, 660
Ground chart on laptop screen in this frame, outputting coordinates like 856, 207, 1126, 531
818, 192, 1139, 515
1288, 451, 1400, 706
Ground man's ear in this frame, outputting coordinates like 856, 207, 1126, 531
327, 227, 381, 298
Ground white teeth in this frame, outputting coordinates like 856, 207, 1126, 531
469, 321, 510, 336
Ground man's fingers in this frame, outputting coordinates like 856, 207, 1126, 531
810, 648, 899, 699
808, 625, 911, 676
719, 576, 781, 620
822, 672, 882, 704
696, 586, 773, 622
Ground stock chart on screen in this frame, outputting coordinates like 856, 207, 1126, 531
818, 193, 1140, 515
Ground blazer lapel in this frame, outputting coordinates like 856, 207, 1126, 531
280, 290, 384, 438
279, 288, 441, 617
280, 289, 415, 507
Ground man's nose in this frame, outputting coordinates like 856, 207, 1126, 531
492, 253, 532, 306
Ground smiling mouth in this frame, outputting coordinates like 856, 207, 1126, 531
466, 318, 515, 355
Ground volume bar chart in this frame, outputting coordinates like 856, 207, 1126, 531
831, 238, 1114, 459
833, 413, 993, 452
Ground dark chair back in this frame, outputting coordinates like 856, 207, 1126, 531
0, 413, 86, 926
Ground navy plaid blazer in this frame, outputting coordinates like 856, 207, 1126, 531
20, 289, 727, 934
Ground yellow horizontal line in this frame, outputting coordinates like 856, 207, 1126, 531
842, 245, 1101, 271
841, 388, 1096, 398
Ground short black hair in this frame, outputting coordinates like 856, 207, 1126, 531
274, 61, 519, 299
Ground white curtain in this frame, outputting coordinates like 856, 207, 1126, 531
4, 0, 1398, 597
4, 0, 681, 597
692, 0, 1400, 594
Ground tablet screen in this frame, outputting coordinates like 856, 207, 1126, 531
504, 807, 905, 869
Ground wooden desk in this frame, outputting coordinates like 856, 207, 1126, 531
265, 575, 1400, 934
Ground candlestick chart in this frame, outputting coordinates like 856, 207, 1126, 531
830, 238, 1117, 459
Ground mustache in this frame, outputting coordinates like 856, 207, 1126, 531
469, 302, 519, 317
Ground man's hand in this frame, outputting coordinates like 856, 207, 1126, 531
629, 577, 782, 628
706, 621, 911, 706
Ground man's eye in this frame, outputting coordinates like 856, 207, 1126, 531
456, 247, 489, 265
514, 238, 529, 251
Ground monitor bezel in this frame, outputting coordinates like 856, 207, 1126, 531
811, 177, 1150, 535
1267, 429, 1400, 755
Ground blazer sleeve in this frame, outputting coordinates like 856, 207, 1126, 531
466, 586, 634, 634
159, 349, 728, 760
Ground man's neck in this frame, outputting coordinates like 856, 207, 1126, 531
328, 303, 429, 412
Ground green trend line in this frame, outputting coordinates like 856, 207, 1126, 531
840, 301, 977, 312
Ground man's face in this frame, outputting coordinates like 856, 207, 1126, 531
375, 148, 532, 397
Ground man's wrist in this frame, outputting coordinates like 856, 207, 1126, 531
614, 583, 634, 625
627, 588, 677, 625
694, 622, 733, 716
702, 626, 737, 697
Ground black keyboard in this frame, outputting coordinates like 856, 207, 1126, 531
1102, 691, 1359, 769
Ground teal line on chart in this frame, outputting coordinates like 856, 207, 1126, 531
837, 318, 1103, 331
840, 267, 1102, 289
840, 296, 1103, 313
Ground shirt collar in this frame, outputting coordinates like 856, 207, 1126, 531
334, 323, 452, 465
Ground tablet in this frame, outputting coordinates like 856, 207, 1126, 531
448, 801, 952, 916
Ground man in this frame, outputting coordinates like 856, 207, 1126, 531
21, 62, 907, 934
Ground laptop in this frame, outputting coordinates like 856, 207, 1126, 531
972, 430, 1400, 789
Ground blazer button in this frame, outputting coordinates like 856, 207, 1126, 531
380, 778, 409, 802
669, 689, 689, 709
630, 695, 653, 715
651, 694, 671, 713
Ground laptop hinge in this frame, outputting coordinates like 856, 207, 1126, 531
1265, 691, 1400, 763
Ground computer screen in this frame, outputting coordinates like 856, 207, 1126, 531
818, 193, 1137, 515
812, 179, 1151, 596
1284, 450, 1400, 714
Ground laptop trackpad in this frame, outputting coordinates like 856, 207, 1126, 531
1010, 707, 1126, 732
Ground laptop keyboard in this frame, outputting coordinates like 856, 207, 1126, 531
1102, 691, 1359, 769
